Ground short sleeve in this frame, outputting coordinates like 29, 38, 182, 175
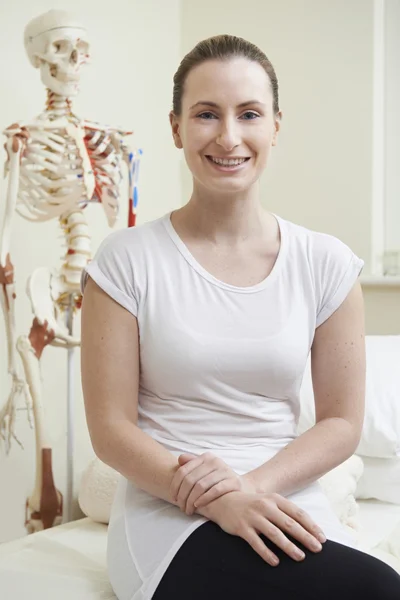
314, 234, 364, 328
80, 230, 138, 316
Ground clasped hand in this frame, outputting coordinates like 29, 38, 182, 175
170, 451, 256, 515
170, 452, 327, 567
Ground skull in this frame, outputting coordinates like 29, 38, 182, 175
24, 10, 90, 98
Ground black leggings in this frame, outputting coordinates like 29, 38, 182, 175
153, 521, 400, 600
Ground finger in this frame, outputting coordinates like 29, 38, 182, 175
186, 472, 234, 515
243, 529, 280, 567
193, 476, 240, 509
277, 496, 326, 544
178, 453, 197, 466
275, 497, 326, 550
271, 508, 324, 554
177, 464, 218, 510
170, 457, 205, 501
186, 471, 225, 514
255, 516, 306, 562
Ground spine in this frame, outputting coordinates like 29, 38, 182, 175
60, 209, 91, 288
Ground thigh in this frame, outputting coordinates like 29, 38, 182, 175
153, 521, 400, 600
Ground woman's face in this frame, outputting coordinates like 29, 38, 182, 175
170, 57, 281, 195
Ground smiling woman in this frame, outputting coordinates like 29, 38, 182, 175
80, 34, 400, 600
169, 49, 281, 204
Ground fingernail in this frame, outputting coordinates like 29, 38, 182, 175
194, 502, 198, 508
318, 533, 327, 543
313, 541, 322, 551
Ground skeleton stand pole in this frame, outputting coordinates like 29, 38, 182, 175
64, 294, 75, 523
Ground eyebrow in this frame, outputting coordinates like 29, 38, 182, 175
189, 100, 266, 110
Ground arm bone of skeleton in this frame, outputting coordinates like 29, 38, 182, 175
0, 136, 34, 451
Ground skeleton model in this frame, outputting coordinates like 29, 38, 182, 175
0, 10, 140, 533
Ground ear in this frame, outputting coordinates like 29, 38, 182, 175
271, 111, 282, 147
169, 111, 183, 149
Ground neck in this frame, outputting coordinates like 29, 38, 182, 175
174, 183, 271, 245
44, 90, 74, 120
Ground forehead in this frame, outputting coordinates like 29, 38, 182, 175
183, 57, 271, 107
43, 27, 89, 44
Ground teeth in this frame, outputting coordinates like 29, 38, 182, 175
210, 157, 247, 166
49, 64, 80, 82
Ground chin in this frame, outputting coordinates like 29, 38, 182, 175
49, 82, 80, 97
41, 68, 80, 98
205, 180, 252, 195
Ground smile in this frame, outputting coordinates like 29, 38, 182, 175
206, 156, 250, 166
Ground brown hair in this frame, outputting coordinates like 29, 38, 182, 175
172, 34, 280, 117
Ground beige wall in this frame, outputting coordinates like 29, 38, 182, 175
363, 287, 400, 333
180, 0, 400, 334
0, 0, 182, 542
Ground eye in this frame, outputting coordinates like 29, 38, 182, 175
77, 40, 89, 53
241, 111, 260, 120
198, 112, 217, 120
197, 111, 260, 120
52, 40, 70, 54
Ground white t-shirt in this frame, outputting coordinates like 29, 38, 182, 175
81, 211, 364, 600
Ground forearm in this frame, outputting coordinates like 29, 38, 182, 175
243, 417, 359, 497
95, 419, 180, 506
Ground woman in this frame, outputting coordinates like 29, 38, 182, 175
81, 35, 400, 600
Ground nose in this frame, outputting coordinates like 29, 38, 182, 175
216, 117, 240, 151
70, 49, 78, 65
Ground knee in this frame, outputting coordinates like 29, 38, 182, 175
379, 567, 400, 599
361, 556, 400, 599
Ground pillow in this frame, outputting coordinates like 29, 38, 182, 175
318, 455, 364, 532
298, 335, 400, 459
78, 457, 120, 524
79, 455, 363, 531
356, 457, 400, 504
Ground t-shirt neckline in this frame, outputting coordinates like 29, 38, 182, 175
162, 211, 287, 293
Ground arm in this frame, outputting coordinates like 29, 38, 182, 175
81, 277, 180, 505
1, 135, 23, 362
243, 281, 366, 497
116, 132, 141, 228
0, 132, 32, 450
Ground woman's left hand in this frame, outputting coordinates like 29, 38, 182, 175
170, 452, 257, 516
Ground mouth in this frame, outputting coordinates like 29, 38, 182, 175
205, 156, 251, 172
49, 64, 80, 83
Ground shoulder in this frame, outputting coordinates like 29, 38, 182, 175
82, 119, 132, 136
84, 214, 169, 290
81, 215, 169, 312
277, 215, 364, 327
279, 215, 361, 273
96, 213, 168, 257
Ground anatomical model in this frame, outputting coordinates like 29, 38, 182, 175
0, 9, 140, 533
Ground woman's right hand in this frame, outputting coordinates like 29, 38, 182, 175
196, 491, 326, 567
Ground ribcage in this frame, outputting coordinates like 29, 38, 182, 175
17, 128, 89, 222
83, 127, 125, 226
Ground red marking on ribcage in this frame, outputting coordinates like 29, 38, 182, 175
83, 128, 116, 203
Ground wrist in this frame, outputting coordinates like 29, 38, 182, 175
194, 493, 233, 520
242, 472, 261, 494
241, 472, 262, 494
195, 502, 213, 519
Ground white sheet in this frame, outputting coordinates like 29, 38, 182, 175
356, 500, 400, 574
1, 502, 400, 600
357, 499, 400, 550
0, 518, 115, 600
